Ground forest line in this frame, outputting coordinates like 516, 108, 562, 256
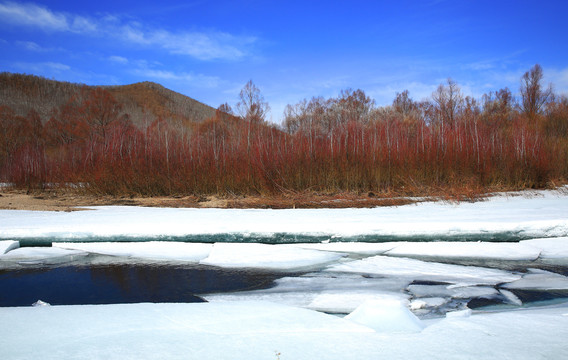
1, 64, 567, 197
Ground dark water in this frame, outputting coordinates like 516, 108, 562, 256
0, 264, 281, 307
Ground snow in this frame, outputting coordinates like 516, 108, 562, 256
325, 255, 522, 285
199, 243, 344, 271
0, 240, 18, 254
53, 241, 212, 263
0, 189, 568, 358
345, 299, 424, 333
0, 189, 567, 241
1, 301, 567, 360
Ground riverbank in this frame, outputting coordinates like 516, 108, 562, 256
2, 184, 559, 211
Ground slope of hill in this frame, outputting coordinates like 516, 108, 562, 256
0, 72, 217, 126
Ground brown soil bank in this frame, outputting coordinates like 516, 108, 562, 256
1, 183, 546, 212
0, 188, 430, 212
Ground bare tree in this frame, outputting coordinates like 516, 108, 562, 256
236, 80, 270, 124
81, 87, 128, 142
217, 102, 234, 116
482, 87, 516, 125
432, 78, 463, 129
520, 64, 553, 120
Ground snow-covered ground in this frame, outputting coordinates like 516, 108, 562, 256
0, 188, 567, 242
1, 301, 567, 359
1, 189, 568, 359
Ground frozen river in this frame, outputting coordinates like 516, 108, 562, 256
1, 189, 568, 359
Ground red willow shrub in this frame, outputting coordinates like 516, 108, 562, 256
1, 68, 567, 196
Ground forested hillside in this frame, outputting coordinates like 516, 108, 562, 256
1, 65, 567, 197
0, 73, 216, 126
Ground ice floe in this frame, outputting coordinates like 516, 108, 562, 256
199, 243, 344, 271
384, 241, 541, 261
0, 240, 18, 254
0, 246, 87, 265
325, 255, 522, 285
54, 241, 213, 263
522, 237, 568, 264
345, 299, 424, 333
407, 284, 499, 299
501, 269, 568, 291
202, 273, 411, 313
289, 241, 402, 255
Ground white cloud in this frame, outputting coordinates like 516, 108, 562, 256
14, 61, 70, 73
16, 40, 44, 51
133, 68, 221, 88
367, 81, 438, 105
0, 1, 256, 61
108, 55, 128, 64
0, 1, 68, 31
70, 15, 97, 33
120, 25, 256, 61
545, 67, 568, 96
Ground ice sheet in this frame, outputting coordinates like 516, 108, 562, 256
199, 243, 344, 271
0, 240, 18, 254
53, 242, 212, 262
202, 273, 411, 313
407, 284, 499, 299
1, 301, 568, 359
0, 246, 87, 263
521, 237, 568, 261
1, 189, 567, 240
410, 297, 448, 310
289, 242, 402, 255
325, 255, 522, 285
385, 241, 541, 261
501, 269, 568, 290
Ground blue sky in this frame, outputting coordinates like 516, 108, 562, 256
1, 0, 567, 123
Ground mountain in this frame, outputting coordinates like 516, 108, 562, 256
0, 72, 218, 127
